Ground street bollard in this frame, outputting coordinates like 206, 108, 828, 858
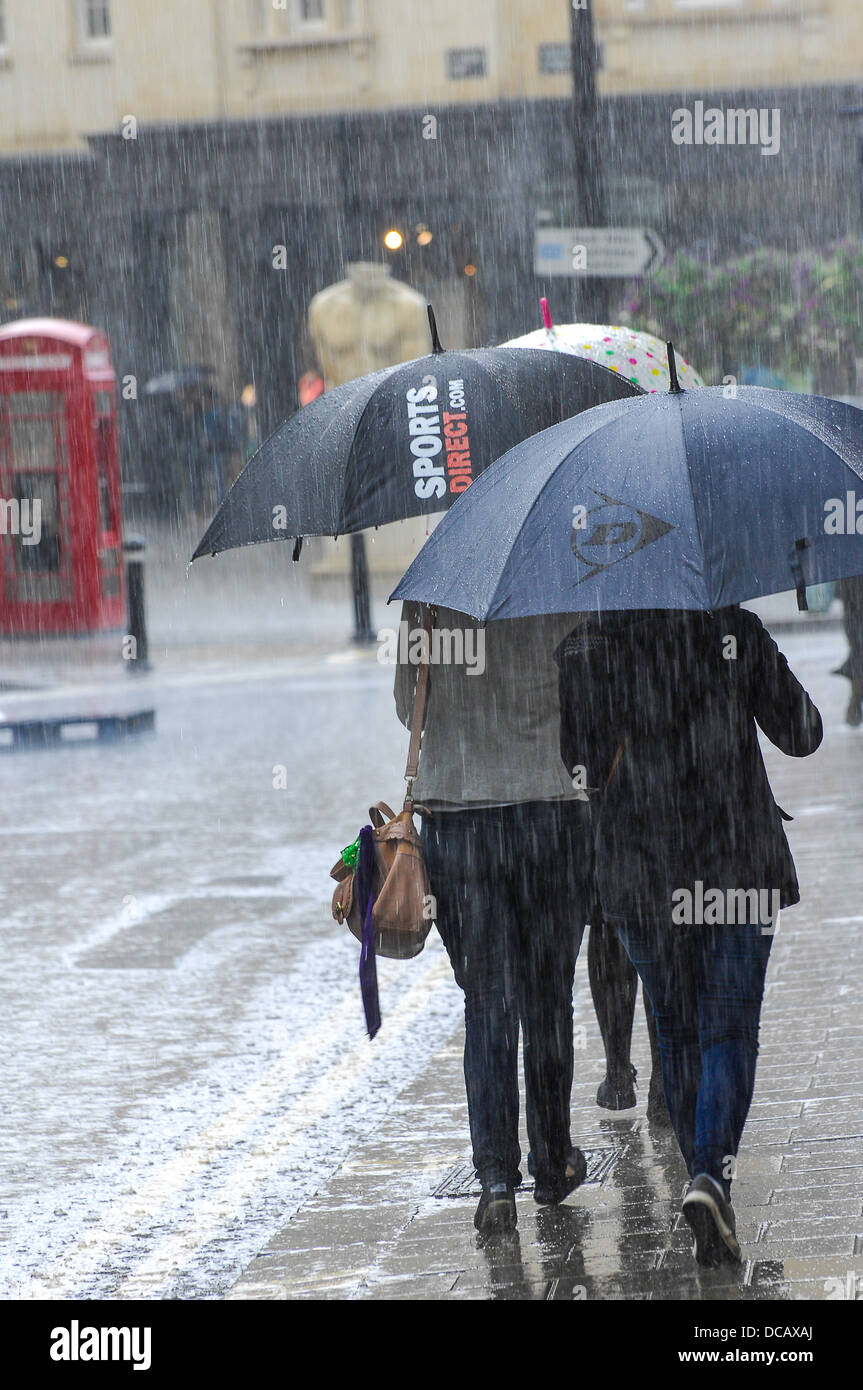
350, 532, 377, 643
124, 533, 152, 673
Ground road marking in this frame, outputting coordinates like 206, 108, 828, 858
115, 954, 453, 1298
0, 657, 387, 711
18, 950, 452, 1299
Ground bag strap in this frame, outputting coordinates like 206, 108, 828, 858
605, 738, 627, 790
404, 604, 436, 811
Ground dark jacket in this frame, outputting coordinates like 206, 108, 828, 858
554, 608, 823, 923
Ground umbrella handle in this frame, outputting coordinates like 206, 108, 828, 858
790, 538, 810, 611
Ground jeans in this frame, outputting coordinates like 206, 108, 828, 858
421, 800, 590, 1189
615, 919, 773, 1195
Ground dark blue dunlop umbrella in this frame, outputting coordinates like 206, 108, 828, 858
391, 374, 863, 619
191, 310, 642, 561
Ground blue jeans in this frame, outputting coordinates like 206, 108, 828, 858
421, 801, 590, 1189
615, 920, 773, 1195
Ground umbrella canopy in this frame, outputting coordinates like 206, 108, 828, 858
191, 342, 642, 560
391, 381, 863, 619
506, 322, 705, 393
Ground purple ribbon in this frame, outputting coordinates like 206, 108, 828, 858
355, 824, 381, 1039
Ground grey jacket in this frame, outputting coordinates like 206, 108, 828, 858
393, 602, 582, 810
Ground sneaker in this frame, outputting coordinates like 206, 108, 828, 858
596, 1063, 637, 1110
533, 1148, 588, 1206
681, 1174, 741, 1267
474, 1182, 517, 1234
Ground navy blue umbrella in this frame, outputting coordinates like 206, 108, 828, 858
391, 358, 863, 618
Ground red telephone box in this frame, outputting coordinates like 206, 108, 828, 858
0, 319, 125, 635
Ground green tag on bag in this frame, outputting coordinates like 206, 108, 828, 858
341, 834, 361, 869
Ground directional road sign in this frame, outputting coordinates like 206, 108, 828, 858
535, 226, 666, 278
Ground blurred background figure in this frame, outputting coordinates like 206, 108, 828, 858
297, 371, 325, 408
835, 576, 863, 726
179, 379, 245, 522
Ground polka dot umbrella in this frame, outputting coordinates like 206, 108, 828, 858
506, 302, 705, 394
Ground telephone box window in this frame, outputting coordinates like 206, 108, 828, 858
94, 417, 116, 533
1, 391, 69, 602
14, 472, 60, 574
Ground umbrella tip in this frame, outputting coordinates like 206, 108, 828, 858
540, 297, 553, 331
666, 341, 682, 394
427, 304, 444, 354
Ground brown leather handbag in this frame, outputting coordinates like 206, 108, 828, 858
330, 605, 436, 964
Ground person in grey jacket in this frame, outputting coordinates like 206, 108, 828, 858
556, 605, 822, 1266
394, 601, 593, 1234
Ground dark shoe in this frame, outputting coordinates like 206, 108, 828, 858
646, 1072, 672, 1128
533, 1148, 588, 1206
681, 1174, 741, 1267
847, 696, 863, 727
474, 1182, 517, 1234
597, 1063, 637, 1110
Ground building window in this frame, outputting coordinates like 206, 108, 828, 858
260, 0, 337, 36
673, 1, 744, 9
78, 0, 112, 41
446, 48, 487, 81
538, 43, 570, 76
295, 0, 325, 25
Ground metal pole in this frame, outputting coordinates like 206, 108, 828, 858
570, 0, 610, 324
124, 533, 152, 673
350, 531, 376, 643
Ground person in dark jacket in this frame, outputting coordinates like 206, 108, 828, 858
555, 606, 822, 1267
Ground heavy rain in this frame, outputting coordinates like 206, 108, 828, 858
0, 0, 862, 1359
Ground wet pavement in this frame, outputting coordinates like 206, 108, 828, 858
222, 618, 863, 1303
0, 548, 861, 1301
223, 614, 861, 1295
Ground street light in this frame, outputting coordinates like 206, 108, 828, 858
382, 228, 404, 251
